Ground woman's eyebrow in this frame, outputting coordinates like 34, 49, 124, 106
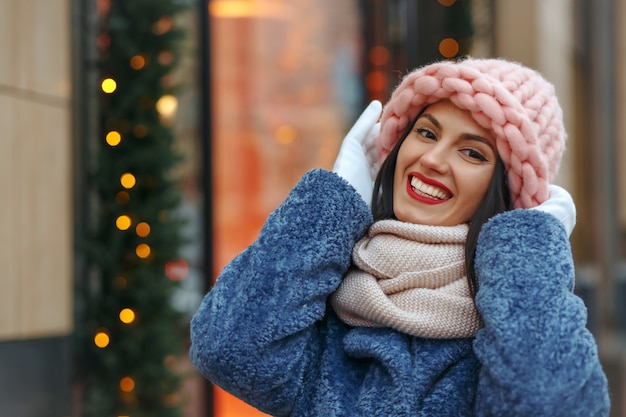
419, 112, 496, 152
465, 134, 496, 152
418, 113, 440, 129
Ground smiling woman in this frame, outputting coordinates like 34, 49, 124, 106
190, 57, 610, 416
391, 100, 498, 226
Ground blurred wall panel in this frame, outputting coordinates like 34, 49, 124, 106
0, 0, 73, 415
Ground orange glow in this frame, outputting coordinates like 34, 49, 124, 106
119, 376, 135, 392
369, 46, 390, 66
133, 124, 148, 138
438, 0, 456, 6
366, 70, 387, 93
113, 275, 127, 289
275, 125, 296, 145
215, 386, 270, 416
439, 38, 459, 58
116, 215, 132, 231
119, 308, 136, 324
130, 55, 146, 70
116, 191, 130, 205
94, 331, 110, 348
136, 243, 151, 259
209, 0, 289, 18
136, 222, 151, 237
153, 16, 173, 35
158, 50, 174, 66
97, 33, 110, 49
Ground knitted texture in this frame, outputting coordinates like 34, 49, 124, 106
331, 219, 481, 338
378, 58, 566, 208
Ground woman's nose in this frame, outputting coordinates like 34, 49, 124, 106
419, 144, 450, 174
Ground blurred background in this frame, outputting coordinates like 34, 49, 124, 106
0, 0, 624, 416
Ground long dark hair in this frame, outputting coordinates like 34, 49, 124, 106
371, 116, 513, 297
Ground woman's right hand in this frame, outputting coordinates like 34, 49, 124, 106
333, 100, 382, 207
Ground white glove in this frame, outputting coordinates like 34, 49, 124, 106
530, 184, 576, 236
333, 100, 383, 206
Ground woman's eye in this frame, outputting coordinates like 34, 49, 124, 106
416, 128, 436, 140
461, 148, 488, 162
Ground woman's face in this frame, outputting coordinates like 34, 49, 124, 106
393, 100, 498, 226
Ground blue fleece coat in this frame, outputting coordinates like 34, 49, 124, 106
190, 169, 610, 416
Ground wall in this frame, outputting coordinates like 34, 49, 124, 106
0, 0, 73, 415
495, 1, 626, 416
493, 0, 575, 191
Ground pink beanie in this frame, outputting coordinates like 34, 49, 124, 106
378, 57, 566, 209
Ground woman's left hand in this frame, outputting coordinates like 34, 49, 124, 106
530, 184, 576, 236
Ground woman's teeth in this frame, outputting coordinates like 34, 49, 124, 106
410, 177, 451, 200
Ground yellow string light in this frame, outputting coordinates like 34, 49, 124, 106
101, 78, 117, 93
116, 215, 132, 231
120, 173, 136, 189
94, 331, 110, 348
106, 131, 122, 146
119, 308, 136, 324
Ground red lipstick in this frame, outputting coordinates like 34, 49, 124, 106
406, 172, 452, 205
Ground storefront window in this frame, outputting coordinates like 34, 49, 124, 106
208, 1, 363, 415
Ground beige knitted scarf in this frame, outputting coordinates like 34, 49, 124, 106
330, 219, 482, 339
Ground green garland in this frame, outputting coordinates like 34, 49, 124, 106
78, 1, 190, 416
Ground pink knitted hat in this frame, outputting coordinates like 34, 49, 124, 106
378, 57, 566, 209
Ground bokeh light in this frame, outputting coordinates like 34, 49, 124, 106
116, 191, 130, 205
136, 222, 151, 237
366, 70, 387, 93
156, 94, 178, 117
275, 125, 296, 145
113, 275, 127, 289
101, 78, 117, 93
369, 46, 390, 66
119, 376, 136, 392
106, 131, 122, 146
130, 55, 146, 70
119, 308, 136, 324
120, 173, 136, 189
136, 243, 151, 259
133, 124, 148, 138
439, 38, 459, 58
158, 50, 174, 66
94, 331, 110, 348
116, 215, 132, 231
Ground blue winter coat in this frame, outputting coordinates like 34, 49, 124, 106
190, 169, 610, 416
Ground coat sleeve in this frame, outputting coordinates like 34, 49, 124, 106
189, 169, 372, 416
472, 209, 610, 417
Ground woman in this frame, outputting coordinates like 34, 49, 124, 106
190, 58, 610, 416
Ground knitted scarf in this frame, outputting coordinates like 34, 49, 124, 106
330, 219, 482, 339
